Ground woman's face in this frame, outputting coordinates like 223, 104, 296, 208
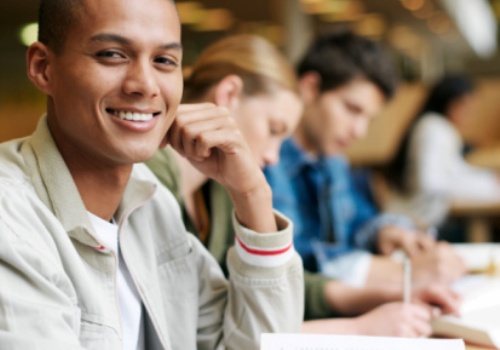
448, 93, 476, 127
231, 89, 303, 168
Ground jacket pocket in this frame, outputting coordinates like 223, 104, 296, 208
157, 238, 199, 298
156, 240, 200, 349
79, 318, 119, 349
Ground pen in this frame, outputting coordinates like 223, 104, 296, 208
403, 254, 412, 303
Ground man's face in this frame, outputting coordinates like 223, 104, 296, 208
44, 0, 183, 166
301, 78, 385, 156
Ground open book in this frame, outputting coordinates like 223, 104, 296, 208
431, 244, 500, 349
261, 333, 465, 350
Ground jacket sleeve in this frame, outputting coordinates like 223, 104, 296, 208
303, 271, 337, 320
345, 167, 416, 252
219, 211, 304, 350
0, 207, 84, 349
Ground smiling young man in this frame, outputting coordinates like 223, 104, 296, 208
0, 0, 303, 348
264, 30, 465, 318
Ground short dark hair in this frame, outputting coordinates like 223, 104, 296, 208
383, 74, 476, 192
421, 74, 475, 116
38, 0, 176, 54
38, 0, 81, 53
297, 29, 398, 100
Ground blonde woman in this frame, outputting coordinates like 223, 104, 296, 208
147, 34, 460, 337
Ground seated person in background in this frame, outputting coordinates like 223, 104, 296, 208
148, 34, 461, 338
384, 74, 500, 233
264, 29, 466, 290
0, 0, 304, 348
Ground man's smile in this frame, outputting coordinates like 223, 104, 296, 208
106, 108, 161, 122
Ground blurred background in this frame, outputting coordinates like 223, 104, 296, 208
2, 0, 500, 165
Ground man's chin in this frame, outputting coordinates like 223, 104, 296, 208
323, 145, 344, 157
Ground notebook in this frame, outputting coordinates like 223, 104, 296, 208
431, 245, 500, 349
261, 333, 465, 350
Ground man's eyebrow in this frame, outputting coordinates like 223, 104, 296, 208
91, 33, 131, 45
90, 33, 183, 51
159, 43, 183, 51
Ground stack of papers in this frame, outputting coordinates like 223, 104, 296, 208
429, 244, 500, 348
261, 334, 465, 350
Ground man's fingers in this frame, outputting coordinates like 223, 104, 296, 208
177, 102, 222, 113
416, 234, 435, 251
178, 117, 231, 160
166, 121, 184, 156
192, 129, 241, 159
400, 235, 420, 257
167, 103, 234, 158
176, 104, 230, 124
420, 285, 462, 316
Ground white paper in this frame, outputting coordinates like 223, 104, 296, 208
260, 334, 465, 350
452, 243, 500, 271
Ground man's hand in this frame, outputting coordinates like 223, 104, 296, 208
412, 283, 462, 316
167, 104, 260, 192
377, 225, 435, 257
377, 227, 466, 285
412, 242, 467, 286
166, 103, 276, 232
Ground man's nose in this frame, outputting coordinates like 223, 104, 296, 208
122, 60, 160, 98
352, 118, 369, 140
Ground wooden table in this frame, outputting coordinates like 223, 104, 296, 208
466, 144, 500, 171
451, 199, 500, 242
447, 145, 500, 242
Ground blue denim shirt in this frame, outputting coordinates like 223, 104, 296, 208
264, 138, 414, 274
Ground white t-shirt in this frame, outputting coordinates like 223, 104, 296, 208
88, 212, 145, 350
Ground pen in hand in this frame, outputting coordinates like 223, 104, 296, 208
403, 254, 412, 303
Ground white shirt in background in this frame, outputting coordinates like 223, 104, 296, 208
387, 113, 500, 227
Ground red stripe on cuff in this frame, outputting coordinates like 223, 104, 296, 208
235, 234, 293, 256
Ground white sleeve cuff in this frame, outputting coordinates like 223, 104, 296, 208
320, 251, 373, 287
232, 210, 295, 268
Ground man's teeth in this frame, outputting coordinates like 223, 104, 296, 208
116, 111, 154, 121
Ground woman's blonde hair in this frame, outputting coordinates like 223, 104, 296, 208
183, 35, 299, 102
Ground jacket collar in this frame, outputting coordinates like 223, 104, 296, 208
279, 138, 317, 178
22, 116, 156, 246
279, 137, 347, 178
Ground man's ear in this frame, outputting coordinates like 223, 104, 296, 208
213, 75, 244, 109
299, 71, 321, 104
26, 42, 53, 95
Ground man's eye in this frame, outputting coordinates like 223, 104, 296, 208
345, 101, 362, 115
155, 57, 178, 66
96, 51, 123, 59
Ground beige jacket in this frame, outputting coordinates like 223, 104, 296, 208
0, 118, 304, 350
